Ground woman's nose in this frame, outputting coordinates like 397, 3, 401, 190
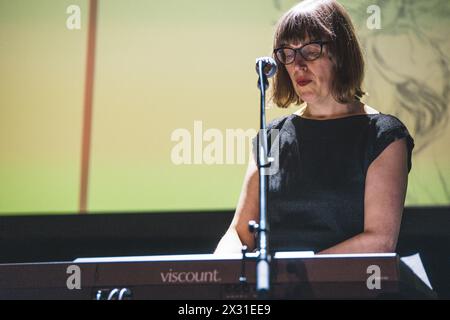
293, 55, 308, 71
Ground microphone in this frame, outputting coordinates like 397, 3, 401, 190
255, 57, 278, 78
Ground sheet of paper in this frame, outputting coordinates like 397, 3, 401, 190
401, 253, 433, 290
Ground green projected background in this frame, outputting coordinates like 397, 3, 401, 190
1, 0, 449, 214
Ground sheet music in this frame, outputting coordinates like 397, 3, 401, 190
400, 253, 433, 290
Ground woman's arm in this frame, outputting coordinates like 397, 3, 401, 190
214, 157, 260, 254
319, 138, 409, 254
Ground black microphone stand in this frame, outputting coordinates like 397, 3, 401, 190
253, 60, 272, 299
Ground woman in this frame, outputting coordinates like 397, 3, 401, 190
215, 0, 414, 254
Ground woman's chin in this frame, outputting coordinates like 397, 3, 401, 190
298, 93, 317, 104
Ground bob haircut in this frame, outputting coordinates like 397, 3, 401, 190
272, 0, 365, 108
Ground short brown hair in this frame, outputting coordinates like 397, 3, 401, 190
272, 0, 365, 108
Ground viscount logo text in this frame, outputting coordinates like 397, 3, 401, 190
160, 269, 221, 283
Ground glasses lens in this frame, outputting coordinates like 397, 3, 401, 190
276, 48, 295, 64
300, 43, 322, 61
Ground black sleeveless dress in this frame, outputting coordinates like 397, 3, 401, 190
252, 113, 415, 253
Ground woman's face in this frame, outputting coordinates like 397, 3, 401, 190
283, 39, 335, 105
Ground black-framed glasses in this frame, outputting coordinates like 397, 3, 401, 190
274, 41, 329, 64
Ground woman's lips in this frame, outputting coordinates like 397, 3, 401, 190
296, 80, 312, 87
